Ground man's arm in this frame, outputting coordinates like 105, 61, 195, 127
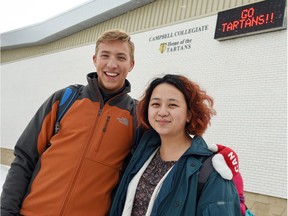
0, 92, 60, 215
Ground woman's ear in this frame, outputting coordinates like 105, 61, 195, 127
186, 111, 192, 123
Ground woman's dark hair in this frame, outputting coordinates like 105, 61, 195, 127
137, 74, 216, 136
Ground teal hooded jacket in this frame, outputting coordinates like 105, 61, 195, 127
109, 129, 241, 216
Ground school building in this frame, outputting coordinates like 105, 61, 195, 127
1, 0, 287, 215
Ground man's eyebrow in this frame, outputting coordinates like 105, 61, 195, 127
99, 50, 128, 56
116, 52, 128, 56
99, 50, 110, 54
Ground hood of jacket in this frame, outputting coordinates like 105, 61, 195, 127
135, 129, 213, 159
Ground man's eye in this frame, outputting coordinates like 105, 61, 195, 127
118, 56, 127, 61
169, 104, 178, 107
101, 54, 109, 58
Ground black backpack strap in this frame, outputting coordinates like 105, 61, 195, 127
54, 84, 82, 134
197, 155, 214, 201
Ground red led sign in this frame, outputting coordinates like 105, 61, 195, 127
214, 0, 286, 40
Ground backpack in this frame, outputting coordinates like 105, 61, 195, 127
197, 155, 214, 200
54, 84, 82, 134
198, 157, 255, 216
245, 207, 255, 216
53, 84, 139, 137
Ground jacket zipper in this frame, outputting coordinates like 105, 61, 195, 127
102, 116, 110, 132
94, 115, 110, 153
94, 92, 127, 152
58, 110, 101, 215
58, 91, 129, 214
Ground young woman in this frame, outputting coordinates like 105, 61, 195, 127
109, 74, 241, 216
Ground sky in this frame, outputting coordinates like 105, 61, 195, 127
0, 0, 91, 33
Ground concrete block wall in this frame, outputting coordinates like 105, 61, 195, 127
245, 192, 287, 216
0, 148, 14, 166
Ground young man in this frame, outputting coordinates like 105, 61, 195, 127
1, 29, 239, 216
1, 29, 136, 216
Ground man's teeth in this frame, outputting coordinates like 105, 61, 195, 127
106, 72, 117, 77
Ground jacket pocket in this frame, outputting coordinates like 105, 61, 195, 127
87, 114, 133, 169
202, 201, 240, 216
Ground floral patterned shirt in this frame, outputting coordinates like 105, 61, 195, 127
131, 150, 176, 216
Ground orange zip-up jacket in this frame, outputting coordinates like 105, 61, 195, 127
1, 73, 137, 216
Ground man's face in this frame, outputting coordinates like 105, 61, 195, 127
93, 40, 134, 94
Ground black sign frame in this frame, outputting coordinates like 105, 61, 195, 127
214, 0, 287, 40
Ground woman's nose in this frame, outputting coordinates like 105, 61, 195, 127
158, 107, 169, 117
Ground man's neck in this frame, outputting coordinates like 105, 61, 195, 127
99, 85, 126, 103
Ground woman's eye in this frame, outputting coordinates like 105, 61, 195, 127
150, 103, 159, 107
169, 104, 178, 107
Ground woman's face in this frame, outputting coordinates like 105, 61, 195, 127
148, 83, 191, 137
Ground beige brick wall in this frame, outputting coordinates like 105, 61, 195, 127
243, 192, 286, 216
1, 147, 287, 216
1, 148, 14, 166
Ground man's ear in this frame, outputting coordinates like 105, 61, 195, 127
92, 55, 97, 65
129, 60, 135, 72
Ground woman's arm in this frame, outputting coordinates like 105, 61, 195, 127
196, 171, 242, 216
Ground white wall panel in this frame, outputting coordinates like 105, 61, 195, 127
1, 14, 286, 199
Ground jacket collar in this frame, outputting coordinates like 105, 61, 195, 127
86, 72, 131, 104
140, 129, 212, 158
183, 136, 212, 157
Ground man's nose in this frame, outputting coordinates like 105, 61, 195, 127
107, 58, 117, 68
